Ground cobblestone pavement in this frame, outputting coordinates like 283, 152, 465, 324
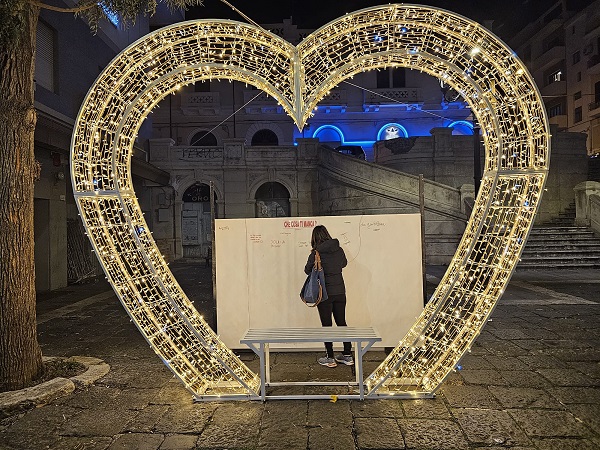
1, 262, 599, 449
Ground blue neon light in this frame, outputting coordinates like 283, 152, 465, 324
312, 124, 344, 142
447, 120, 474, 135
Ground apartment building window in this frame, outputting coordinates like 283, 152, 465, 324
572, 51, 580, 64
194, 81, 210, 92
548, 104, 562, 117
377, 67, 406, 88
574, 106, 582, 123
547, 70, 562, 84
571, 25, 575, 34
35, 20, 57, 92
577, 72, 582, 82
574, 91, 582, 100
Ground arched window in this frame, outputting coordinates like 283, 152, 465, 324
190, 131, 218, 146
251, 129, 279, 146
377, 123, 409, 140
447, 121, 474, 135
255, 182, 290, 217
313, 125, 344, 145
182, 183, 213, 203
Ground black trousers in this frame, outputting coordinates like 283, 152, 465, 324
317, 293, 352, 358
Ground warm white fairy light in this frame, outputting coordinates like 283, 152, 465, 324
71, 4, 549, 399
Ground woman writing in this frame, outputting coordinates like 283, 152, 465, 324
305, 225, 353, 368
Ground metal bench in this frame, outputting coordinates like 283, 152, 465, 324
241, 327, 381, 400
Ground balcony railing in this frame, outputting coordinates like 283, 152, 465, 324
364, 88, 421, 105
243, 90, 284, 114
589, 100, 600, 112
587, 54, 600, 74
243, 90, 277, 105
181, 92, 220, 114
534, 45, 564, 71
318, 89, 347, 105
173, 146, 223, 161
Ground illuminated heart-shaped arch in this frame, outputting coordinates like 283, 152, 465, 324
71, 4, 549, 399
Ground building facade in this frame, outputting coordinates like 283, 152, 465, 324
33, 5, 178, 291
146, 18, 478, 262
509, 0, 600, 155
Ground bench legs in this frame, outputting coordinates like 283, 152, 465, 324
244, 340, 378, 400
259, 343, 267, 401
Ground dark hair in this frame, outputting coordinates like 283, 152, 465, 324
311, 225, 332, 249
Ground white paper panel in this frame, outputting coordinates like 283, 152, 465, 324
216, 214, 424, 349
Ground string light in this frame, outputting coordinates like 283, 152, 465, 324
70, 5, 549, 399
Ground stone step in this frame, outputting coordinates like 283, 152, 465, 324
521, 253, 600, 261
547, 219, 575, 227
531, 226, 590, 232
518, 261, 600, 269
519, 255, 600, 264
528, 229, 595, 236
524, 244, 600, 252
526, 236, 599, 243
527, 234, 597, 242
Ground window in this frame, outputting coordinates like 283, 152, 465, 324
572, 25, 576, 34
182, 183, 212, 203
190, 131, 217, 146
383, 126, 402, 139
577, 72, 582, 82
255, 182, 290, 217
377, 123, 409, 140
545, 36, 562, 51
314, 125, 343, 144
547, 70, 562, 85
251, 129, 278, 146
194, 81, 210, 92
548, 104, 562, 117
376, 68, 405, 88
35, 21, 56, 92
573, 51, 580, 64
574, 106, 582, 123
574, 91, 582, 100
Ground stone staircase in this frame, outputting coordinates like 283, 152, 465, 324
519, 203, 600, 269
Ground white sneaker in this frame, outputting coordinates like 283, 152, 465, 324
318, 356, 337, 368
334, 353, 354, 365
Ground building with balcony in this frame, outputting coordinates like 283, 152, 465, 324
152, 17, 474, 160
509, 0, 600, 155
148, 18, 475, 260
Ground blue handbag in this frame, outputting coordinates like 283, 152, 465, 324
300, 250, 328, 307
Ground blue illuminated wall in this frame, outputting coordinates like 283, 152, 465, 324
291, 69, 473, 161
296, 111, 472, 161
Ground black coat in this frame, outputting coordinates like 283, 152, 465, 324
305, 238, 347, 297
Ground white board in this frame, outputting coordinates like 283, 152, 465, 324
215, 214, 424, 349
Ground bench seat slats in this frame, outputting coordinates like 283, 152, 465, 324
241, 327, 381, 343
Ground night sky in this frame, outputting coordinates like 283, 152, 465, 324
187, 0, 595, 42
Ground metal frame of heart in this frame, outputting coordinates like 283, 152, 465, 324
70, 4, 550, 399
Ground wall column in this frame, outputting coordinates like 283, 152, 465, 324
574, 181, 600, 227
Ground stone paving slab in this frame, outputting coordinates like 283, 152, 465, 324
452, 408, 532, 447
398, 418, 468, 449
354, 417, 404, 449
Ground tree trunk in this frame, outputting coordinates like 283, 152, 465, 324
0, 4, 43, 391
